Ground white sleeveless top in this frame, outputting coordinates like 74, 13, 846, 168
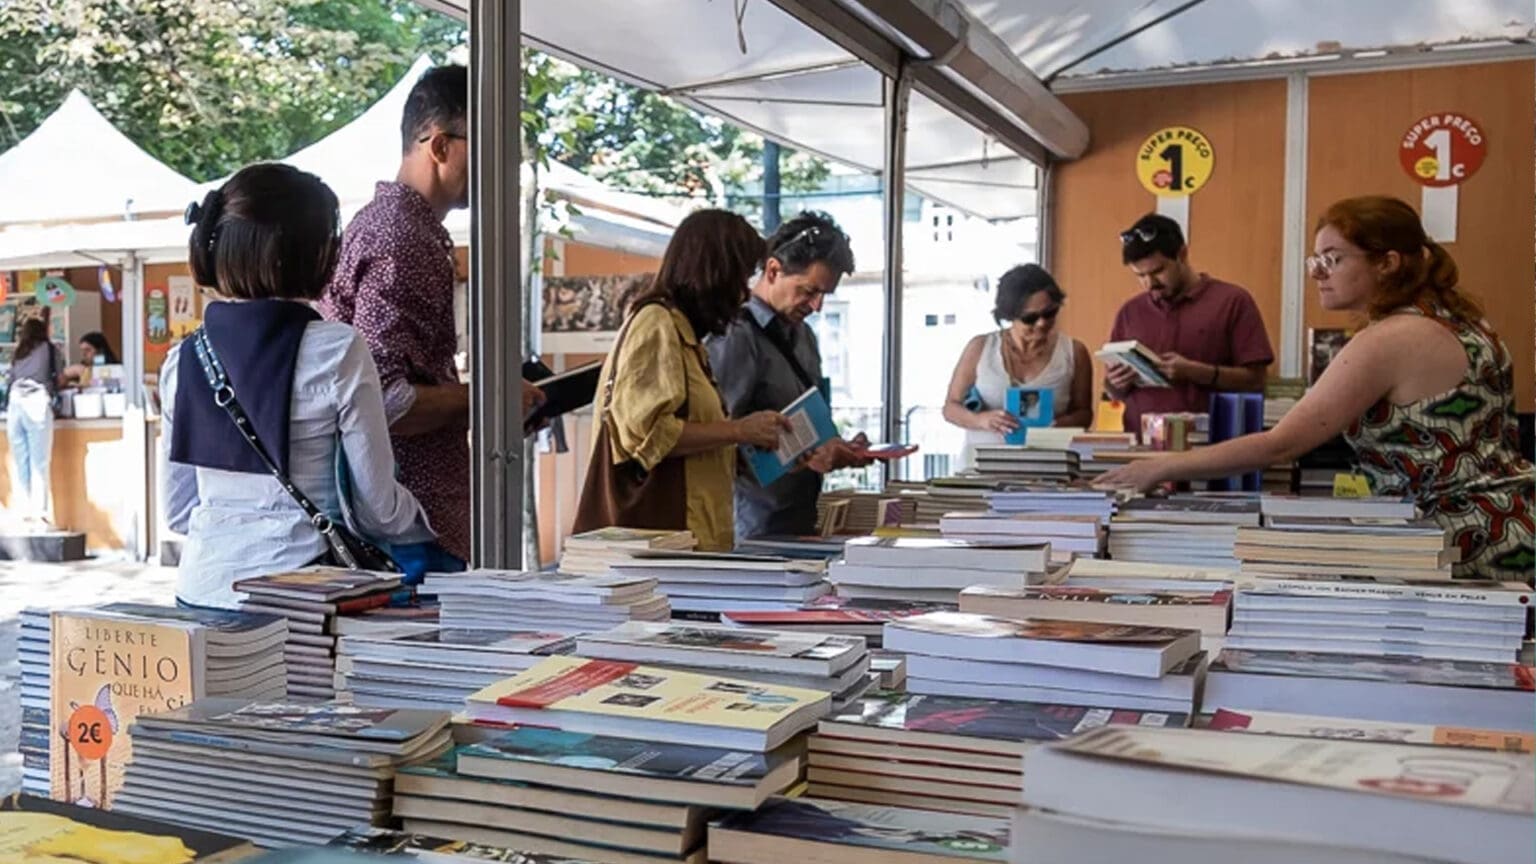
959, 330, 1076, 470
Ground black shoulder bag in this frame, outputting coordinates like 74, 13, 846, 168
191, 328, 402, 573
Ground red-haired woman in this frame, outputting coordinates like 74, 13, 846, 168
1098, 196, 1532, 581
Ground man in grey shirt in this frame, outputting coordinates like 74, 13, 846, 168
708, 211, 871, 541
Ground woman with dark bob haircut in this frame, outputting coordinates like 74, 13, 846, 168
161, 163, 432, 608
1101, 196, 1533, 581
943, 263, 1093, 469
575, 209, 790, 551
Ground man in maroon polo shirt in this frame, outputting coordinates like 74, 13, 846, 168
1105, 213, 1274, 436
323, 64, 541, 580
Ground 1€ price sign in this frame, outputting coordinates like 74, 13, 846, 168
1399, 113, 1486, 187
1136, 126, 1215, 197
67, 703, 113, 761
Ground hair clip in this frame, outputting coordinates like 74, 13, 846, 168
184, 201, 203, 225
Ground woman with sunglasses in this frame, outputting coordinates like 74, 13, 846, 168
1099, 196, 1532, 581
944, 264, 1093, 469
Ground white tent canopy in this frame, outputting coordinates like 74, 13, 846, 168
420, 0, 1533, 220
0, 90, 199, 226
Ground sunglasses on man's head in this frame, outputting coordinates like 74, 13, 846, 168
773, 225, 822, 254
1119, 226, 1158, 245
417, 131, 468, 144
1018, 306, 1060, 327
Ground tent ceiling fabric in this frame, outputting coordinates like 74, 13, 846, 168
0, 90, 199, 226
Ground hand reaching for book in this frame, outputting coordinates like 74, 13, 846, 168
1105, 362, 1140, 393
735, 411, 792, 449
976, 409, 1020, 435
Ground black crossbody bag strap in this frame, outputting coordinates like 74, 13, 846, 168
190, 328, 369, 568
750, 315, 816, 391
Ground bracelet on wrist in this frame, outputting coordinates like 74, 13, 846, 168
1208, 364, 1220, 387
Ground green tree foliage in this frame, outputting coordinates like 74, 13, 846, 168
0, 0, 464, 180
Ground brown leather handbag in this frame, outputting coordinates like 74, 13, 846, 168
572, 300, 690, 535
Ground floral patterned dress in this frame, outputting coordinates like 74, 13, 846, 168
1345, 303, 1534, 581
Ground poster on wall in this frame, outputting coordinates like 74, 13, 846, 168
1135, 125, 1215, 240
1399, 112, 1486, 243
167, 274, 199, 339
145, 284, 170, 359
541, 272, 654, 354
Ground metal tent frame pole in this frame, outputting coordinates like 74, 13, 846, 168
880, 62, 911, 452
119, 252, 151, 561
469, 0, 523, 569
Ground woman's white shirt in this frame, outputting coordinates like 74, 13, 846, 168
161, 320, 433, 608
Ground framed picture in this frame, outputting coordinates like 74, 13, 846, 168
1307, 328, 1352, 385
541, 272, 653, 353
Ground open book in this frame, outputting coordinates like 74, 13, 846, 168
1096, 340, 1170, 387
743, 386, 837, 486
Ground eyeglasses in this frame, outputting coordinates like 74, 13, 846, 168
1305, 250, 1362, 277
773, 224, 822, 254
1119, 226, 1158, 245
1018, 306, 1060, 327
417, 131, 468, 144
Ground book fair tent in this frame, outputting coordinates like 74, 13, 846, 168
426, 0, 1534, 566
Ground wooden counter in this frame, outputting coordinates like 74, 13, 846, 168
0, 418, 128, 549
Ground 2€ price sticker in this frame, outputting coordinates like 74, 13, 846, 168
1136, 126, 1215, 197
67, 703, 113, 761
1333, 473, 1373, 499
1399, 113, 1487, 187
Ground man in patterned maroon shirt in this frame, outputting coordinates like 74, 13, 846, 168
322, 64, 539, 579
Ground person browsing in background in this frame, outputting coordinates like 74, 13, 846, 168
707, 211, 874, 542
321, 63, 542, 581
61, 331, 118, 386
1106, 213, 1273, 435
162, 164, 433, 609
5, 317, 64, 527
573, 210, 790, 551
1098, 196, 1533, 581
943, 264, 1093, 470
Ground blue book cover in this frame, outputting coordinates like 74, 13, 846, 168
1004, 387, 1054, 445
466, 726, 780, 785
743, 386, 838, 486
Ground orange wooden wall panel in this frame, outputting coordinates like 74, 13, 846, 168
1304, 61, 1534, 409
1052, 79, 1289, 394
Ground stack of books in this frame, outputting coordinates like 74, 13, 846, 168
393, 726, 802, 863
939, 512, 1105, 564
711, 796, 1010, 864
804, 691, 1181, 818
720, 596, 955, 648
1260, 493, 1416, 520
1206, 706, 1535, 752
984, 486, 1119, 526
1065, 431, 1137, 478
0, 615, 17, 795
1223, 576, 1528, 662
608, 552, 832, 617
331, 602, 440, 638
817, 490, 915, 534
429, 570, 670, 635
1054, 557, 1241, 591
828, 538, 1051, 605
335, 628, 574, 711
913, 478, 1000, 523
1016, 725, 1532, 864
235, 568, 405, 700
1203, 648, 1533, 730
970, 447, 1080, 483
15, 609, 46, 797
734, 535, 849, 560
1108, 495, 1261, 569
574, 621, 873, 711
558, 527, 697, 576
464, 655, 829, 752
116, 699, 451, 848
884, 611, 1204, 715
1236, 515, 1455, 580
959, 585, 1231, 639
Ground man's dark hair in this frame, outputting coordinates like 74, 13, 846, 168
1120, 212, 1185, 264
635, 209, 766, 338
401, 64, 468, 155
186, 163, 340, 302
766, 211, 855, 276
992, 264, 1065, 325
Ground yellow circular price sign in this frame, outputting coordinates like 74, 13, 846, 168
1135, 126, 1215, 197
